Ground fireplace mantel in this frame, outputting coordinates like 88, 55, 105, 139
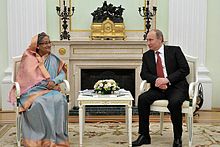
51, 40, 147, 107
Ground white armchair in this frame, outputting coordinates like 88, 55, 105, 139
139, 55, 198, 147
11, 55, 70, 147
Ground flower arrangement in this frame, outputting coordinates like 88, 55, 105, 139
94, 79, 120, 94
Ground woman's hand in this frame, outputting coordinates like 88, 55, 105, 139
53, 85, 61, 91
47, 80, 61, 91
47, 80, 56, 90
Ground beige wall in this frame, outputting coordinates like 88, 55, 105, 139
206, 0, 220, 108
46, 0, 60, 40
156, 0, 169, 41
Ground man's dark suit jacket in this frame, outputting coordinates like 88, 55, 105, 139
140, 45, 190, 97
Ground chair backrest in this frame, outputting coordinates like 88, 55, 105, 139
11, 56, 22, 83
185, 54, 198, 84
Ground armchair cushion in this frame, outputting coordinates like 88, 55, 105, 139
151, 100, 189, 108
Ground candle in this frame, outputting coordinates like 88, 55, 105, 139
146, 0, 150, 7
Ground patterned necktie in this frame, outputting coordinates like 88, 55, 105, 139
156, 51, 164, 77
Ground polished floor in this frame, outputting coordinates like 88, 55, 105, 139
1, 109, 220, 124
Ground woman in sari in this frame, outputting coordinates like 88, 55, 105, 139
9, 32, 69, 147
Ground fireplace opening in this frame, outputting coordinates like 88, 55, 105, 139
81, 69, 135, 102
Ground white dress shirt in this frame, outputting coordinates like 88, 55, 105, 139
154, 45, 168, 78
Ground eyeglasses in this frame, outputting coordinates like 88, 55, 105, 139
39, 41, 51, 45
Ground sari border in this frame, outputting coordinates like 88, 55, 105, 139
23, 138, 69, 147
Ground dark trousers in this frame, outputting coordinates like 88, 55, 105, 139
138, 86, 186, 139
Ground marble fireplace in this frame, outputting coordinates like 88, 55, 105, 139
51, 40, 147, 108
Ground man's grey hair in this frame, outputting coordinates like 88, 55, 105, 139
153, 29, 164, 42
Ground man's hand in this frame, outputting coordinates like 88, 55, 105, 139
155, 78, 169, 90
158, 84, 168, 90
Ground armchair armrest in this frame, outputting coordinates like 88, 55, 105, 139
188, 81, 199, 108
188, 82, 197, 98
62, 80, 70, 109
140, 80, 146, 93
62, 79, 70, 93
140, 80, 151, 94
14, 82, 21, 99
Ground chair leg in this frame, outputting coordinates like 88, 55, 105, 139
185, 113, 189, 131
188, 106, 194, 147
159, 112, 164, 135
16, 111, 21, 147
188, 115, 193, 147
82, 105, 85, 133
66, 94, 69, 135
125, 105, 128, 132
66, 105, 69, 136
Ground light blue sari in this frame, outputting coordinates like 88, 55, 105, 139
20, 54, 69, 146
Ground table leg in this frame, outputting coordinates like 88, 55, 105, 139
128, 105, 132, 147
83, 105, 85, 133
79, 104, 83, 147
125, 105, 128, 131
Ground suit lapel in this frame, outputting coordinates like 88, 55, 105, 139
149, 50, 157, 75
164, 45, 171, 75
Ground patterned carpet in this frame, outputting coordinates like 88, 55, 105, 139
0, 122, 220, 147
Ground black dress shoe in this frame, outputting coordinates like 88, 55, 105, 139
132, 134, 151, 146
173, 138, 182, 147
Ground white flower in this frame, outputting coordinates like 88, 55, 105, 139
107, 82, 111, 87
99, 82, 104, 87
94, 79, 120, 94
104, 84, 109, 89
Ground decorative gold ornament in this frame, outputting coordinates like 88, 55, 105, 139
91, 18, 126, 40
59, 48, 66, 55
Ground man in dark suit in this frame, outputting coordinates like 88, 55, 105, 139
132, 29, 189, 147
